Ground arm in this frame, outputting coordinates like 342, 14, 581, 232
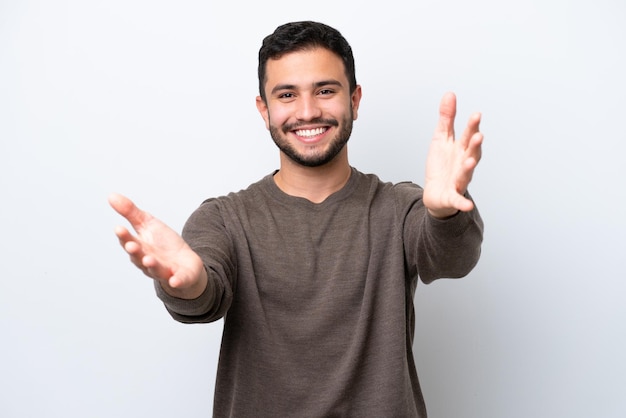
408, 92, 484, 282
398, 181, 483, 284
423, 92, 483, 219
108, 193, 208, 300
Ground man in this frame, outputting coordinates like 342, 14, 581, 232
110, 21, 484, 417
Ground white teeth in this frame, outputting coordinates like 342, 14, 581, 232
295, 127, 326, 137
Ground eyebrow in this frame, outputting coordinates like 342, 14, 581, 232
270, 79, 344, 96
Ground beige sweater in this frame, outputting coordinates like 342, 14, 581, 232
156, 168, 484, 417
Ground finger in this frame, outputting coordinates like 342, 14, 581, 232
452, 193, 475, 212
143, 255, 175, 282
168, 266, 200, 289
120, 242, 148, 272
108, 193, 151, 231
108, 192, 132, 215
168, 275, 184, 289
114, 226, 147, 262
459, 157, 478, 188
435, 92, 457, 140
447, 179, 476, 211
114, 225, 140, 253
113, 225, 134, 244
465, 131, 483, 164
458, 112, 481, 149
114, 225, 145, 255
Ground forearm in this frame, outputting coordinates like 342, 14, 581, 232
417, 202, 484, 283
154, 266, 229, 324
158, 266, 208, 300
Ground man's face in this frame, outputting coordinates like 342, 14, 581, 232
256, 47, 362, 167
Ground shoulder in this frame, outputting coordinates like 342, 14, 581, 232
346, 169, 425, 225
184, 173, 274, 226
352, 169, 423, 203
391, 180, 423, 204
199, 173, 274, 208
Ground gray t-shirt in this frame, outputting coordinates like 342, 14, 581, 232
156, 168, 484, 417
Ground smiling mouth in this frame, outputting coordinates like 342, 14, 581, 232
294, 127, 328, 138
284, 118, 338, 137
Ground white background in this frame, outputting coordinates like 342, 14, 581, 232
1, 1, 625, 417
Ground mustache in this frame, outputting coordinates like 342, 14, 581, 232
282, 118, 339, 133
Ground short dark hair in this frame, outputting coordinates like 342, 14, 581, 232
258, 21, 357, 102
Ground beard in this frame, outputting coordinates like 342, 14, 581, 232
268, 112, 354, 168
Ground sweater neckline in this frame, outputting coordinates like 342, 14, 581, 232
262, 167, 360, 209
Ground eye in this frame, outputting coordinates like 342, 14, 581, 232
278, 92, 295, 99
318, 89, 334, 96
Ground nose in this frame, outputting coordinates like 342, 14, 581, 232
295, 94, 322, 121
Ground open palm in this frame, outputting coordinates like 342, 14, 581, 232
423, 92, 483, 218
109, 193, 207, 298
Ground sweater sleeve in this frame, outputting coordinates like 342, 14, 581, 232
154, 198, 236, 323
398, 183, 484, 284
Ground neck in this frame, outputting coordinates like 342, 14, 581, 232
274, 148, 351, 204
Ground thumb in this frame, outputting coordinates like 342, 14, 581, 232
436, 92, 457, 139
108, 193, 152, 230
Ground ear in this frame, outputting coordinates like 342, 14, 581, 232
256, 96, 270, 130
351, 85, 363, 120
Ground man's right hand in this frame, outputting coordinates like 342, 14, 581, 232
108, 193, 208, 300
